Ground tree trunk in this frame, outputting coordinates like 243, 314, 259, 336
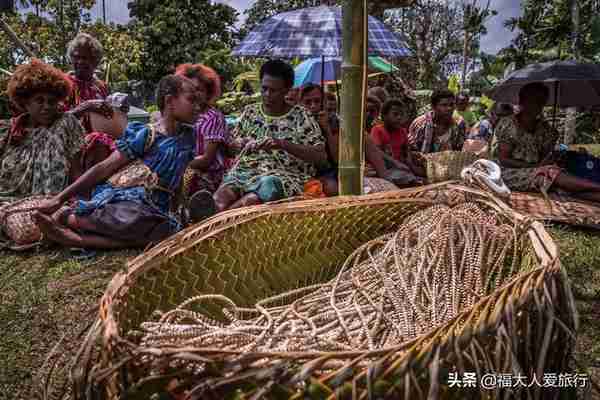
564, 0, 580, 144
339, 0, 366, 195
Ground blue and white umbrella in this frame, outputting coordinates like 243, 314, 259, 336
232, 6, 412, 58
294, 56, 399, 87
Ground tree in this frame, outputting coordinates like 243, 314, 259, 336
85, 21, 143, 84
196, 47, 257, 92
386, 1, 466, 89
501, 0, 600, 66
127, 0, 238, 84
460, 0, 496, 88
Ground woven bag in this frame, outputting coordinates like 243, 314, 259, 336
423, 150, 481, 183
58, 183, 576, 400
0, 195, 68, 250
106, 125, 166, 192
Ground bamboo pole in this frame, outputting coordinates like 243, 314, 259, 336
339, 0, 367, 195
0, 17, 36, 58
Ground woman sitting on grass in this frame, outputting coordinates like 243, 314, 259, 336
0, 59, 85, 202
33, 75, 201, 249
491, 82, 600, 202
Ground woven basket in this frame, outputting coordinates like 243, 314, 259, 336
423, 151, 481, 183
62, 183, 577, 400
363, 177, 399, 194
0, 195, 61, 249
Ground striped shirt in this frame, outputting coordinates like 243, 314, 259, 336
194, 107, 230, 173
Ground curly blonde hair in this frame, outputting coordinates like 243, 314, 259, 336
7, 59, 72, 107
67, 32, 104, 65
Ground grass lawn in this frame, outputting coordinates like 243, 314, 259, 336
1, 227, 600, 399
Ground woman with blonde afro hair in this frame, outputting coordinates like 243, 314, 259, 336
0, 59, 85, 201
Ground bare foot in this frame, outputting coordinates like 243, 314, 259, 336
33, 211, 82, 247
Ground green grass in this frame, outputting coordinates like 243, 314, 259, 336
0, 248, 137, 400
0, 227, 599, 399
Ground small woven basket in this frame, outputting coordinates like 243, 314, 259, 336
58, 183, 577, 400
423, 151, 481, 183
0, 195, 57, 249
363, 177, 399, 194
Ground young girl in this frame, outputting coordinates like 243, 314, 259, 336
174, 63, 229, 196
0, 59, 85, 202
33, 75, 201, 249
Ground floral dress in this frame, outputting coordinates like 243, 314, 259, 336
490, 115, 561, 193
0, 113, 85, 203
222, 103, 324, 201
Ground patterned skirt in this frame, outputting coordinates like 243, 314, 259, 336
501, 165, 562, 193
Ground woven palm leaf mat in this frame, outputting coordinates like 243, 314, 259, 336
53, 183, 578, 400
410, 183, 600, 228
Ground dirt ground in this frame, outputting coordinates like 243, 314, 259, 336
0, 226, 599, 400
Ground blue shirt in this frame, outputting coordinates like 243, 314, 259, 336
74, 122, 195, 230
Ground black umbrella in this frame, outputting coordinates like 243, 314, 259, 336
489, 60, 600, 126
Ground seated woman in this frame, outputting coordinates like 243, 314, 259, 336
63, 32, 113, 170
491, 82, 600, 202
0, 59, 85, 203
189, 60, 326, 220
174, 63, 229, 196
33, 75, 201, 249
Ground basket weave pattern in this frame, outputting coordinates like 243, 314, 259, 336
0, 195, 60, 246
423, 151, 481, 183
67, 183, 577, 400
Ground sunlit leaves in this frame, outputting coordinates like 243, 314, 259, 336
127, 0, 238, 83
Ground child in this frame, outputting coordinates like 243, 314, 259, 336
0, 59, 85, 202
371, 99, 411, 162
371, 99, 421, 186
33, 75, 201, 249
174, 63, 229, 196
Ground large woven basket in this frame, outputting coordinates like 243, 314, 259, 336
64, 183, 577, 400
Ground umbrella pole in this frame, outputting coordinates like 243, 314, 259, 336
552, 81, 559, 130
321, 55, 325, 111
339, 0, 366, 196
335, 79, 341, 113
